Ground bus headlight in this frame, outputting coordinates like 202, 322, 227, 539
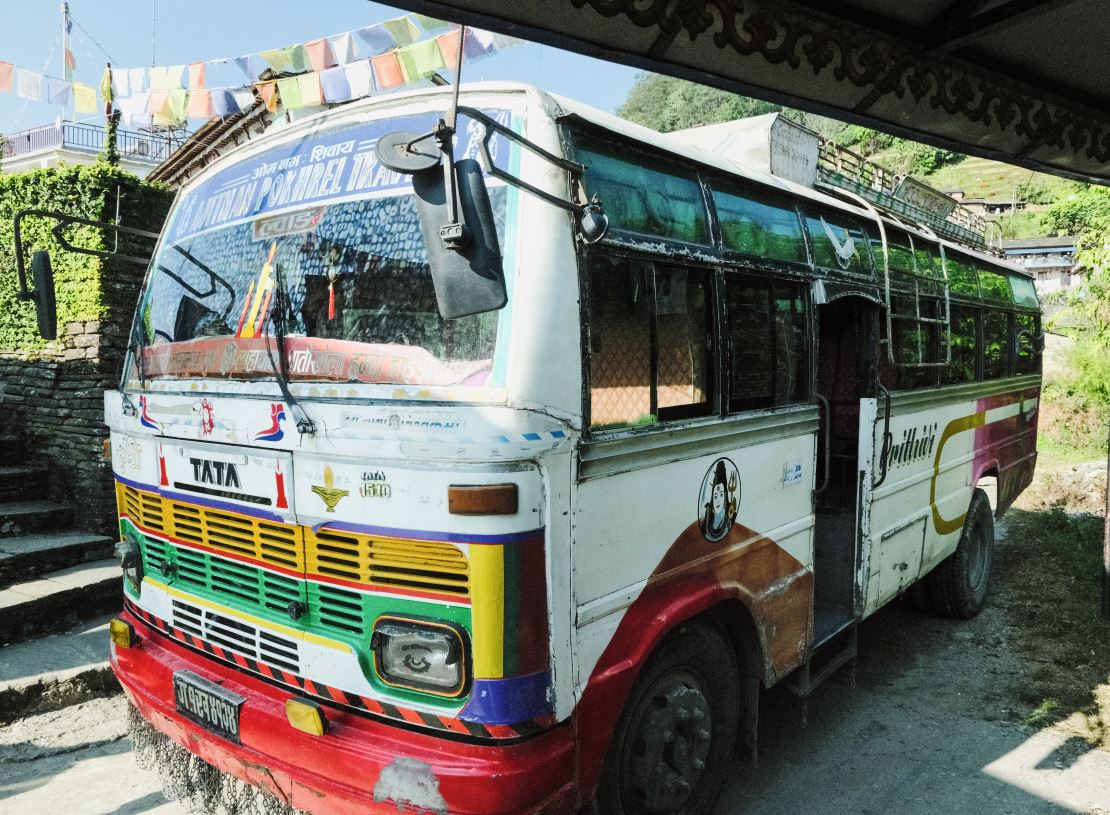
371, 617, 468, 697
115, 534, 144, 591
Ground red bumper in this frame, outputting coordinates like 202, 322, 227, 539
112, 609, 577, 815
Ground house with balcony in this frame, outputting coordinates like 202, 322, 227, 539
1, 120, 181, 179
1001, 235, 1079, 295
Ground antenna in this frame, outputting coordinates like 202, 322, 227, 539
61, 1, 71, 120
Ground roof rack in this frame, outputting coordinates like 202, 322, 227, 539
815, 139, 991, 252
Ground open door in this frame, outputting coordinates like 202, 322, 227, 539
812, 296, 880, 647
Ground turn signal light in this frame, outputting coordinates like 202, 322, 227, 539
448, 484, 518, 516
109, 618, 137, 649
286, 698, 327, 736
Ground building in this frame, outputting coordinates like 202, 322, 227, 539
1, 120, 180, 179
1001, 235, 1079, 294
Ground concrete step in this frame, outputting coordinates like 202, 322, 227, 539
0, 530, 116, 589
0, 465, 48, 500
0, 435, 22, 466
0, 559, 122, 646
0, 499, 73, 537
0, 614, 119, 725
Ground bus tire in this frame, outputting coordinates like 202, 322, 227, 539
594, 620, 739, 815
924, 487, 994, 619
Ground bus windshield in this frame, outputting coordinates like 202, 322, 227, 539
134, 109, 516, 390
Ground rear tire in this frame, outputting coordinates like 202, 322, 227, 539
922, 487, 994, 619
595, 620, 739, 815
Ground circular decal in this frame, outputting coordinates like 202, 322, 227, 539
698, 458, 740, 543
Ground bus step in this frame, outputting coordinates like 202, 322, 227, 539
784, 624, 858, 726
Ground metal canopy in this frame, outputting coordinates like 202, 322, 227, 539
388, 0, 1110, 185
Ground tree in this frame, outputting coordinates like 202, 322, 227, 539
616, 74, 783, 132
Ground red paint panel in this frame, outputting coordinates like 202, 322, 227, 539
512, 536, 550, 676
113, 610, 576, 815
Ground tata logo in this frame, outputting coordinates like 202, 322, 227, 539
189, 457, 242, 488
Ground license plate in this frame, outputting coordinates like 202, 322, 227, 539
173, 670, 245, 743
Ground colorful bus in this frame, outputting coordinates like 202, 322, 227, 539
46, 82, 1039, 813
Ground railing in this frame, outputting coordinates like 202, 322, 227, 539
816, 139, 989, 250
1, 122, 176, 164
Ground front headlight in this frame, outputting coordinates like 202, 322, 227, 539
115, 533, 144, 592
371, 617, 468, 697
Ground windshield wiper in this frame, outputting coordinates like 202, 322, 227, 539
264, 261, 316, 437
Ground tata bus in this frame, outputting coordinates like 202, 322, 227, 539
22, 82, 1041, 814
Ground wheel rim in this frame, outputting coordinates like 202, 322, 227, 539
966, 515, 989, 594
619, 670, 713, 813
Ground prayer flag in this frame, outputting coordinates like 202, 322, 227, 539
187, 88, 212, 119
261, 48, 294, 73
298, 73, 322, 107
343, 60, 373, 98
319, 66, 351, 102
471, 29, 500, 55
276, 76, 302, 109
383, 16, 420, 46
370, 52, 404, 89
211, 89, 234, 116
119, 94, 149, 128
147, 88, 168, 114
305, 38, 335, 72
47, 78, 71, 105
232, 87, 255, 111
167, 65, 185, 88
73, 82, 97, 113
257, 82, 279, 113
64, 48, 76, 81
329, 32, 357, 65
491, 33, 526, 49
149, 66, 170, 89
436, 31, 461, 69
167, 88, 188, 122
288, 45, 310, 74
15, 69, 42, 101
414, 14, 451, 34
127, 67, 147, 92
187, 62, 206, 89
112, 70, 130, 97
0, 62, 13, 93
100, 67, 114, 105
234, 55, 254, 81
355, 25, 395, 55
396, 39, 445, 83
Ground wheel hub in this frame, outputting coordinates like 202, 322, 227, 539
624, 681, 712, 812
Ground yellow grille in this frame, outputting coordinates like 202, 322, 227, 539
306, 527, 470, 596
116, 483, 469, 595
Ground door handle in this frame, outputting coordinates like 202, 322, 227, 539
814, 393, 831, 495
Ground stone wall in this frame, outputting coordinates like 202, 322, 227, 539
0, 315, 132, 535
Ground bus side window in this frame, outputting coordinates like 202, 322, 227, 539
725, 275, 808, 411
982, 311, 1013, 379
1015, 312, 1041, 375
587, 255, 713, 431
943, 305, 979, 385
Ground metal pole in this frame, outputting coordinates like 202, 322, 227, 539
61, 2, 70, 120
1102, 415, 1110, 620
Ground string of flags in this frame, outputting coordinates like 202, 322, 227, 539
0, 12, 523, 127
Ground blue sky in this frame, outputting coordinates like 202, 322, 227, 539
0, 0, 642, 134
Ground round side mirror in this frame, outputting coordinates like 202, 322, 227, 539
376, 131, 441, 175
579, 202, 609, 245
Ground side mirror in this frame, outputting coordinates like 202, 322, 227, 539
378, 129, 506, 320
578, 199, 609, 244
31, 251, 58, 340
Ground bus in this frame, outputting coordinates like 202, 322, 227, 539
36, 82, 1039, 814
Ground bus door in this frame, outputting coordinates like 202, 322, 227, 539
813, 295, 880, 648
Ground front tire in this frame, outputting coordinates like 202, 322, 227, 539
595, 620, 739, 815
922, 487, 994, 619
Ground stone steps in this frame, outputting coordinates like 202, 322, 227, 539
0, 613, 119, 725
0, 559, 122, 646
0, 464, 48, 500
0, 530, 116, 589
0, 499, 74, 537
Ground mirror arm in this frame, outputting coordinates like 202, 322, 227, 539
13, 208, 159, 300
457, 106, 588, 215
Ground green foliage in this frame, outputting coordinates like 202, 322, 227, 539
616, 74, 783, 132
0, 162, 174, 353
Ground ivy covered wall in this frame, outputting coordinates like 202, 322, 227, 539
0, 163, 174, 534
